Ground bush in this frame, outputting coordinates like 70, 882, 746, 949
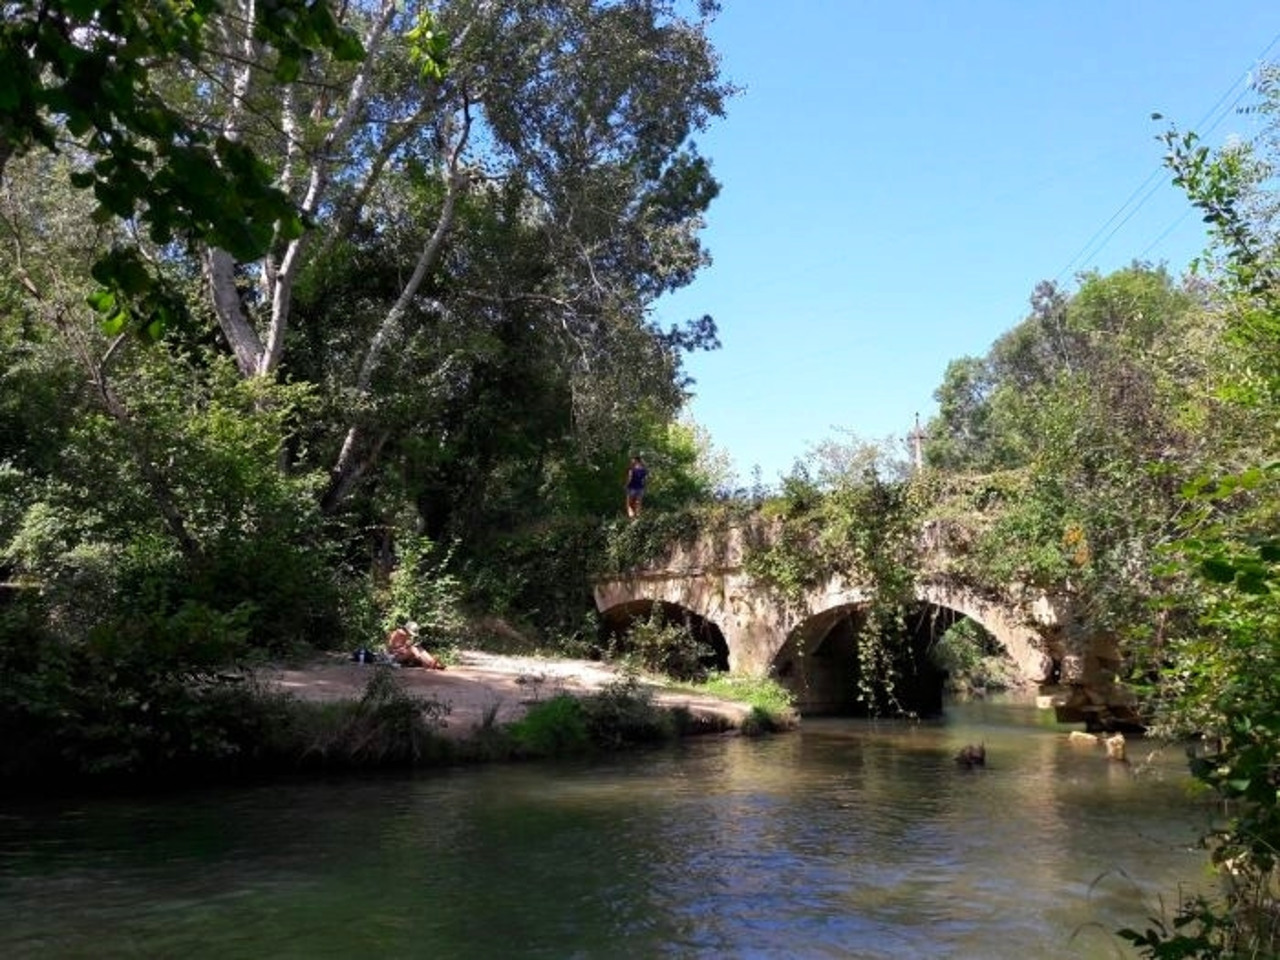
279, 668, 451, 768
579, 677, 674, 748
508, 695, 590, 756
507, 679, 679, 757
0, 594, 289, 781
381, 535, 465, 649
613, 608, 713, 681
460, 517, 603, 650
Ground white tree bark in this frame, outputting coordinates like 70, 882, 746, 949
324, 111, 472, 507
202, 0, 400, 379
195, 2, 487, 508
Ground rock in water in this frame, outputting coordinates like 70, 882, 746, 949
956, 743, 986, 767
1104, 733, 1127, 763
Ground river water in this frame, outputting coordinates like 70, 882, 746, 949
0, 697, 1213, 959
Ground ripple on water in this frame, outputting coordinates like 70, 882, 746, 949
0, 699, 1211, 959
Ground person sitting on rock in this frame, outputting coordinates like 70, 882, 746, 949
385, 620, 446, 670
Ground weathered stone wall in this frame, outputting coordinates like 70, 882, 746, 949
594, 524, 1140, 729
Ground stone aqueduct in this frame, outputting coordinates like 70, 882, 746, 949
593, 523, 1140, 729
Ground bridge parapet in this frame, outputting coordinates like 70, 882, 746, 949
611, 520, 766, 579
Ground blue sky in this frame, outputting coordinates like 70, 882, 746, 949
653, 1, 1280, 485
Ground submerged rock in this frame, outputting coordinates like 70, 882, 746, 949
955, 743, 986, 768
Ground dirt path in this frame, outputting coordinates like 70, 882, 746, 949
261, 650, 754, 739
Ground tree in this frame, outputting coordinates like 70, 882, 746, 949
1125, 72, 1280, 956
0, 0, 370, 329
919, 263, 1213, 656
142, 0, 732, 514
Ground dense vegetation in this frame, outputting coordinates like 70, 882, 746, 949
2, 5, 1280, 952
0, 0, 737, 781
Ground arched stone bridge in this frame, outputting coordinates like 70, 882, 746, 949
594, 523, 1139, 730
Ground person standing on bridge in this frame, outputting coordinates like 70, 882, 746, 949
625, 454, 648, 518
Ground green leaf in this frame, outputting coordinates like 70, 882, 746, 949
85, 290, 116, 313
1236, 569, 1271, 595
100, 308, 128, 336
332, 31, 365, 62
273, 54, 302, 83
1200, 557, 1236, 583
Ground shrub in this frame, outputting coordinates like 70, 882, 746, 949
508, 694, 590, 756
507, 679, 680, 756
579, 677, 674, 748
0, 594, 301, 782
381, 535, 465, 649
280, 668, 451, 768
613, 608, 713, 681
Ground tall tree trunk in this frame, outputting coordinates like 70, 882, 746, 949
321, 112, 473, 511
202, 0, 399, 379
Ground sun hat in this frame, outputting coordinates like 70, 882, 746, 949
406, 621, 420, 635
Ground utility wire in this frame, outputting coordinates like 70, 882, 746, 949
1055, 30, 1280, 283
1139, 207, 1194, 260
1054, 169, 1166, 282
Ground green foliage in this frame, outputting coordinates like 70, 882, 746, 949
745, 464, 921, 715
600, 506, 728, 575
1127, 72, 1280, 957
461, 516, 605, 648
1116, 896, 1233, 960
461, 505, 738, 652
611, 607, 712, 682
1118, 891, 1266, 959
381, 535, 465, 648
578, 677, 675, 749
913, 264, 1210, 652
508, 695, 591, 756
738, 706, 792, 737
1, 0, 366, 338
931, 618, 1017, 693
968, 475, 1078, 586
1151, 468, 1280, 919
284, 669, 451, 769
696, 672, 796, 724
508, 678, 676, 756
0, 591, 286, 781
2, 353, 351, 652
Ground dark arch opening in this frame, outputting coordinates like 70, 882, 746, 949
771, 603, 979, 718
598, 600, 730, 678
920, 607, 1019, 696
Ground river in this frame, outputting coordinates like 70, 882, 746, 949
0, 697, 1213, 959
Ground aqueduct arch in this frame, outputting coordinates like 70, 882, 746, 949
592, 524, 1139, 729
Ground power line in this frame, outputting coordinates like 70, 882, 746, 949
1054, 169, 1166, 282
1135, 79, 1263, 262
1055, 31, 1280, 283
1139, 207, 1194, 261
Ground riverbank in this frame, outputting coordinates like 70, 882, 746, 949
261, 650, 760, 740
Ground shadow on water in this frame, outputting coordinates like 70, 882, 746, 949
0, 696, 1214, 959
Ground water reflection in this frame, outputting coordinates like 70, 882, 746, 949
0, 698, 1213, 959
